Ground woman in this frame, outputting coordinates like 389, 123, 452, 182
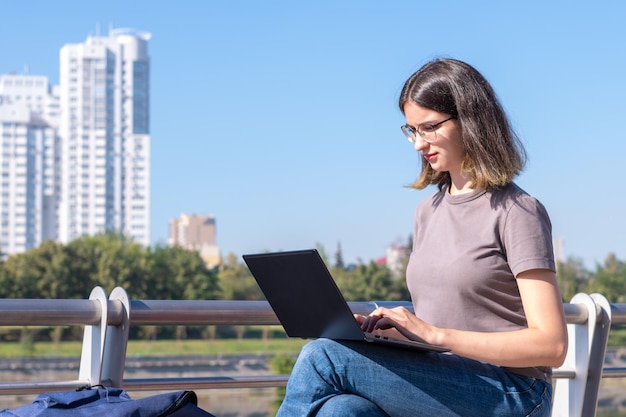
276, 58, 568, 417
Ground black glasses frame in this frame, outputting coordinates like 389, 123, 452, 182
401, 116, 456, 144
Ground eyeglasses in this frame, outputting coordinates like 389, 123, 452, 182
401, 116, 456, 144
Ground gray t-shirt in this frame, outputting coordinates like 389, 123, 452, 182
406, 182, 555, 381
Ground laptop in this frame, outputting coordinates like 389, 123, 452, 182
242, 249, 449, 353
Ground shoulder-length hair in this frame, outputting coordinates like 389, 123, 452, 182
398, 58, 527, 191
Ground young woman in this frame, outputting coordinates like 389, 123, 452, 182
275, 58, 568, 417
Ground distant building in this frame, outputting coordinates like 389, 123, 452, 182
0, 74, 59, 255
58, 28, 151, 246
169, 213, 221, 268
553, 238, 565, 269
385, 244, 410, 278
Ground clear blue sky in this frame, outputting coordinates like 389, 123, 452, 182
1, 0, 624, 269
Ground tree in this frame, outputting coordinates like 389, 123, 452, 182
589, 253, 626, 302
334, 242, 345, 270
93, 233, 151, 298
0, 240, 70, 299
218, 252, 263, 300
63, 234, 108, 297
556, 256, 591, 302
333, 261, 404, 301
148, 244, 219, 301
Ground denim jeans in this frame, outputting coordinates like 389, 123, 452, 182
276, 338, 552, 417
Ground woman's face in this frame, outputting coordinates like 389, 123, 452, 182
402, 101, 465, 176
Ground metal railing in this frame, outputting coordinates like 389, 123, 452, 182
0, 287, 622, 417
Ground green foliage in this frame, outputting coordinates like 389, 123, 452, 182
0, 240, 68, 298
0, 232, 220, 302
270, 353, 296, 374
269, 352, 296, 414
556, 253, 626, 303
556, 256, 591, 302
19, 328, 35, 356
218, 252, 263, 300
607, 327, 626, 347
4, 238, 626, 343
0, 338, 307, 357
332, 260, 409, 301
148, 244, 220, 300
334, 242, 345, 269
588, 253, 626, 303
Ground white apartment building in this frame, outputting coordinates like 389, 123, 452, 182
0, 74, 59, 255
58, 28, 151, 246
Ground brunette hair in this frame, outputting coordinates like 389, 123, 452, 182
399, 58, 526, 190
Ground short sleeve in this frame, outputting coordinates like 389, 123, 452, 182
503, 195, 555, 277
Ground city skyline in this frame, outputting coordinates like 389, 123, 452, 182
1, 1, 625, 268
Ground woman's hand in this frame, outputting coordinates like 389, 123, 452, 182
357, 307, 438, 344
354, 270, 567, 368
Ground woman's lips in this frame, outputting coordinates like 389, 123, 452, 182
423, 153, 437, 162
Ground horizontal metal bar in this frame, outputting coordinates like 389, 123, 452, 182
610, 304, 626, 325
552, 368, 576, 379
127, 300, 378, 326
0, 299, 375, 327
563, 303, 589, 324
0, 299, 610, 327
0, 299, 104, 326
601, 367, 626, 378
0, 375, 290, 394
0, 380, 90, 395
121, 375, 290, 391
128, 300, 278, 325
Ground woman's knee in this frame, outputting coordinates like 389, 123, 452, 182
292, 338, 360, 382
316, 394, 388, 417
297, 338, 348, 366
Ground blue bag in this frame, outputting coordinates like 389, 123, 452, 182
0, 387, 215, 416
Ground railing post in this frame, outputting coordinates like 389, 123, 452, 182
551, 293, 596, 417
101, 287, 131, 388
78, 286, 109, 386
581, 294, 611, 417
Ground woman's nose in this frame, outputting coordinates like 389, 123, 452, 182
413, 136, 429, 152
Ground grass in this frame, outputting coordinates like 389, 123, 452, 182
126, 338, 308, 357
608, 327, 626, 347
0, 337, 308, 358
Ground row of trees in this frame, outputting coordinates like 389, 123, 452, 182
0, 233, 408, 342
0, 232, 624, 340
557, 253, 626, 303
0, 233, 410, 303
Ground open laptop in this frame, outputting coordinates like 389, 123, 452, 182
242, 249, 449, 353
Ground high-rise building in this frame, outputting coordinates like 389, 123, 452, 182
169, 213, 221, 268
0, 27, 151, 258
0, 74, 59, 255
58, 28, 151, 246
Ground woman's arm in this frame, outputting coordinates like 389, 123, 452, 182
361, 269, 568, 368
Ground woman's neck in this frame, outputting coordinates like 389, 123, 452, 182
449, 174, 473, 195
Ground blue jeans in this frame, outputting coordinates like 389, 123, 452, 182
276, 338, 552, 417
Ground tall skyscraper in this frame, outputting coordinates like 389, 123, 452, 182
58, 28, 151, 246
0, 74, 59, 255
